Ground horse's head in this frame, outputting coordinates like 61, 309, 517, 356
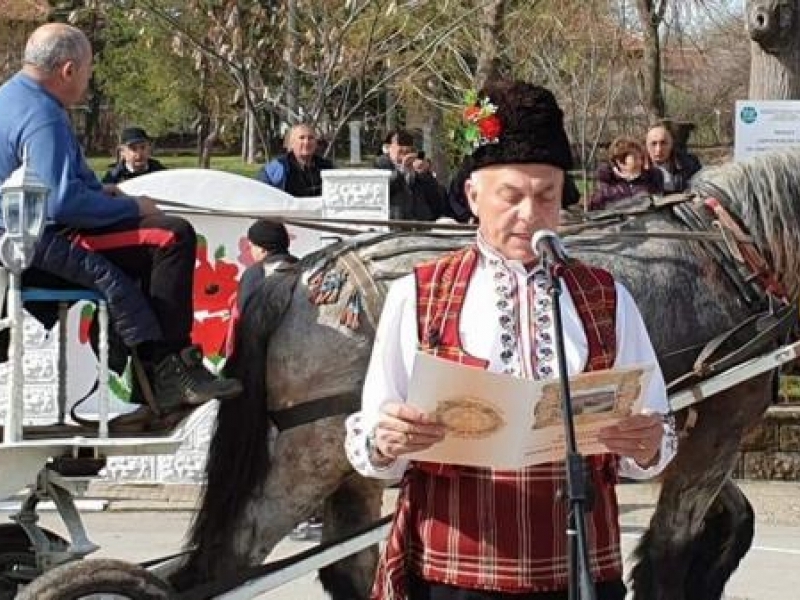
692, 149, 800, 301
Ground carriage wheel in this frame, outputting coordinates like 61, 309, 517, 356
16, 558, 171, 600
0, 523, 68, 600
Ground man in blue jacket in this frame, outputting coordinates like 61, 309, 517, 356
258, 123, 334, 197
0, 23, 241, 428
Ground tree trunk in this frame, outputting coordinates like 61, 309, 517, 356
746, 0, 800, 98
641, 18, 665, 119
475, 0, 506, 89
247, 105, 258, 164
285, 0, 300, 123
241, 109, 249, 162
201, 117, 219, 170
636, 0, 667, 121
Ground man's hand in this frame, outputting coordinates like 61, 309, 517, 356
598, 413, 663, 468
135, 195, 162, 216
373, 402, 446, 460
103, 183, 122, 197
399, 152, 419, 173
411, 158, 432, 173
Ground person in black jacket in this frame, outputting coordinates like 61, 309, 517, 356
236, 220, 299, 315
375, 129, 447, 223
102, 126, 166, 184
645, 124, 702, 193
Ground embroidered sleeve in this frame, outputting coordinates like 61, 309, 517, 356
343, 275, 417, 479
613, 282, 677, 479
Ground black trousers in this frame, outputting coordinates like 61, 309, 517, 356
407, 572, 627, 600
71, 214, 197, 351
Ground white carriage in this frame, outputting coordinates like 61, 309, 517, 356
0, 165, 393, 598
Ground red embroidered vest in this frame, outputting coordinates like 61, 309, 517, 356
371, 247, 622, 599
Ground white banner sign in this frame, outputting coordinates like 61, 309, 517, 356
734, 100, 800, 161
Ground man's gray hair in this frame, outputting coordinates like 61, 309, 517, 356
24, 26, 89, 73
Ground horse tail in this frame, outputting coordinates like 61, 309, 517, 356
179, 269, 300, 584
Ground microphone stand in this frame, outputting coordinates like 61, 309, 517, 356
542, 256, 597, 600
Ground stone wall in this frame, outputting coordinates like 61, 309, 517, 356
736, 404, 800, 480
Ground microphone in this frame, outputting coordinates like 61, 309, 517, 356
531, 229, 570, 268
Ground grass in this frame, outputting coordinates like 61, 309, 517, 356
87, 154, 262, 179
779, 375, 800, 403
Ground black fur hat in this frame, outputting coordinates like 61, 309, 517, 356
462, 79, 573, 174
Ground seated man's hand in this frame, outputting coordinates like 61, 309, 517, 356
373, 402, 446, 460
136, 195, 163, 216
597, 413, 663, 468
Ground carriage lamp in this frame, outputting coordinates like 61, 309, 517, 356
0, 148, 49, 274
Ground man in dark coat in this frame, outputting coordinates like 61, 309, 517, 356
237, 220, 299, 313
102, 126, 167, 184
375, 129, 448, 223
645, 124, 702, 193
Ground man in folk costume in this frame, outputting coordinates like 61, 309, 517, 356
344, 79, 677, 600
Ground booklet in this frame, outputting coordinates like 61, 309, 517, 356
405, 352, 653, 469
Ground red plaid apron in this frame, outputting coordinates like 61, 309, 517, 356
372, 247, 622, 598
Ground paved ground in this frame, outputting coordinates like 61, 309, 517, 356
6, 479, 800, 599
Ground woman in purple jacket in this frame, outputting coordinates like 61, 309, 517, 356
589, 136, 663, 210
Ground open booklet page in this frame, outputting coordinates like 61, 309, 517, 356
405, 352, 654, 469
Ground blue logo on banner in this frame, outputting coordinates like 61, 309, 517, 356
740, 106, 758, 124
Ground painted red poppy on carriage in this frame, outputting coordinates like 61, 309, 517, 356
192, 235, 240, 357
191, 315, 229, 359
194, 236, 239, 313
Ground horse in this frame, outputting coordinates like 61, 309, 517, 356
174, 149, 800, 600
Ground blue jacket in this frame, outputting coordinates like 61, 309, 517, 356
0, 73, 139, 229
258, 152, 334, 194
0, 72, 161, 348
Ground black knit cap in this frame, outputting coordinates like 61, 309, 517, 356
247, 219, 290, 253
465, 79, 573, 174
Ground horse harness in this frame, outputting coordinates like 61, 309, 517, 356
265, 194, 798, 433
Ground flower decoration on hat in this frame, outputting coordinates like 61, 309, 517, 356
459, 90, 502, 151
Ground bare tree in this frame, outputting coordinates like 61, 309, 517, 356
634, 0, 669, 120
746, 0, 800, 98
476, 0, 506, 89
513, 1, 627, 199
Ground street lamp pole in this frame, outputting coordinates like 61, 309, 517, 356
0, 149, 49, 443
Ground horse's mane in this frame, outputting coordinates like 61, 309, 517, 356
692, 149, 800, 299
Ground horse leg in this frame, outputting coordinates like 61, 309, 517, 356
221, 416, 355, 575
683, 478, 755, 600
630, 376, 770, 600
318, 474, 385, 600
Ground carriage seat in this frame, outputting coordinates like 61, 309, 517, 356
7, 267, 110, 435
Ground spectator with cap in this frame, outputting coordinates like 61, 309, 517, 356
375, 128, 448, 222
236, 219, 299, 315
102, 126, 166, 185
